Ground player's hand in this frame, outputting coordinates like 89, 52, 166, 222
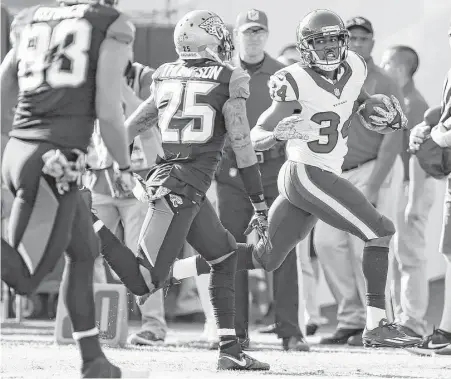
430, 123, 450, 148
409, 122, 431, 152
113, 167, 136, 198
273, 115, 320, 141
370, 95, 408, 130
244, 209, 269, 238
42, 149, 86, 195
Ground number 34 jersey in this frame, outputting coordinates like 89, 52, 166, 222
269, 51, 367, 175
148, 60, 250, 198
9, 3, 134, 151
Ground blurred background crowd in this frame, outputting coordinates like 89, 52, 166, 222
1, 0, 451, 352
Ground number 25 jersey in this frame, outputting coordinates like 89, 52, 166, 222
148, 60, 250, 197
269, 51, 367, 175
9, 3, 134, 151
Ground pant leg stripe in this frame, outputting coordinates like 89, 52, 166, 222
296, 164, 378, 240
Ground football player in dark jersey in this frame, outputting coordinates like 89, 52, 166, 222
0, 0, 147, 377
121, 9, 270, 371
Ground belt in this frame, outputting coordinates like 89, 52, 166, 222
342, 158, 376, 172
255, 147, 285, 164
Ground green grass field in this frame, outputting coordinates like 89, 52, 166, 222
1, 320, 450, 379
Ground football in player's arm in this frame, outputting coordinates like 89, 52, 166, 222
250, 69, 407, 151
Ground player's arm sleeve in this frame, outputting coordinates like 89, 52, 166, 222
431, 79, 451, 147
0, 49, 18, 155
251, 70, 301, 151
125, 82, 159, 143
106, 13, 135, 45
138, 66, 155, 100
96, 37, 131, 169
223, 71, 266, 210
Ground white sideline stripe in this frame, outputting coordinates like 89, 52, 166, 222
296, 164, 378, 240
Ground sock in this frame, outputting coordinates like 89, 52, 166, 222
173, 256, 201, 279
93, 213, 149, 296
236, 243, 257, 270
62, 258, 104, 363
208, 253, 239, 353
362, 245, 389, 328
76, 333, 104, 363
439, 257, 451, 333
1, 238, 34, 295
366, 306, 387, 330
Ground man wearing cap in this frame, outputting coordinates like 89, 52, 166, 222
380, 46, 434, 339
214, 9, 308, 351
313, 16, 405, 346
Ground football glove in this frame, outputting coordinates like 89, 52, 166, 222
112, 166, 136, 198
273, 115, 320, 141
358, 95, 408, 131
42, 149, 86, 195
244, 209, 271, 249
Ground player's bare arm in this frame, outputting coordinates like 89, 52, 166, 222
125, 89, 159, 143
0, 49, 19, 150
96, 37, 132, 169
251, 100, 300, 151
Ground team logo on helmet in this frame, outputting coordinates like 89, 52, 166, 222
199, 16, 226, 41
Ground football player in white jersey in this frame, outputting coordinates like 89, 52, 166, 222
171, 9, 422, 349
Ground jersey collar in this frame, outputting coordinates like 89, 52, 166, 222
304, 61, 353, 99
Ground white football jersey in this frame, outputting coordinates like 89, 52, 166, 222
269, 51, 367, 174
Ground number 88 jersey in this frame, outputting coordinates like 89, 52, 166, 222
9, 3, 134, 151
269, 51, 367, 175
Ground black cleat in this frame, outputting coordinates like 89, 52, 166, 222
217, 351, 270, 371
363, 319, 422, 348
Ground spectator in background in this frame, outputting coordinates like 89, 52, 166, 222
212, 9, 308, 351
276, 44, 299, 66
380, 45, 435, 338
408, 53, 451, 355
314, 16, 405, 346
85, 61, 168, 346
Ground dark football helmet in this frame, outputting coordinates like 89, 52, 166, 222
296, 9, 349, 71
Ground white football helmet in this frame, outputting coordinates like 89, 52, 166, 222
174, 10, 234, 63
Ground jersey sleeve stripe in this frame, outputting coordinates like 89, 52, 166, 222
285, 72, 300, 100
440, 71, 451, 126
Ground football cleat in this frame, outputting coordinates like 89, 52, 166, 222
406, 327, 451, 356
362, 319, 422, 348
217, 351, 270, 371
81, 356, 149, 378
282, 335, 310, 352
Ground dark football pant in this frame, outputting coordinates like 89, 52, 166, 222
2, 137, 99, 334
138, 191, 238, 336
216, 181, 301, 339
252, 161, 395, 272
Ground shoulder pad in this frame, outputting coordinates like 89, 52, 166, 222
229, 66, 250, 100
347, 51, 367, 79
106, 13, 135, 45
268, 69, 299, 102
151, 63, 169, 82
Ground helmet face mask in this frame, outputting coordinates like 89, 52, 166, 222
174, 11, 234, 63
296, 10, 349, 72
